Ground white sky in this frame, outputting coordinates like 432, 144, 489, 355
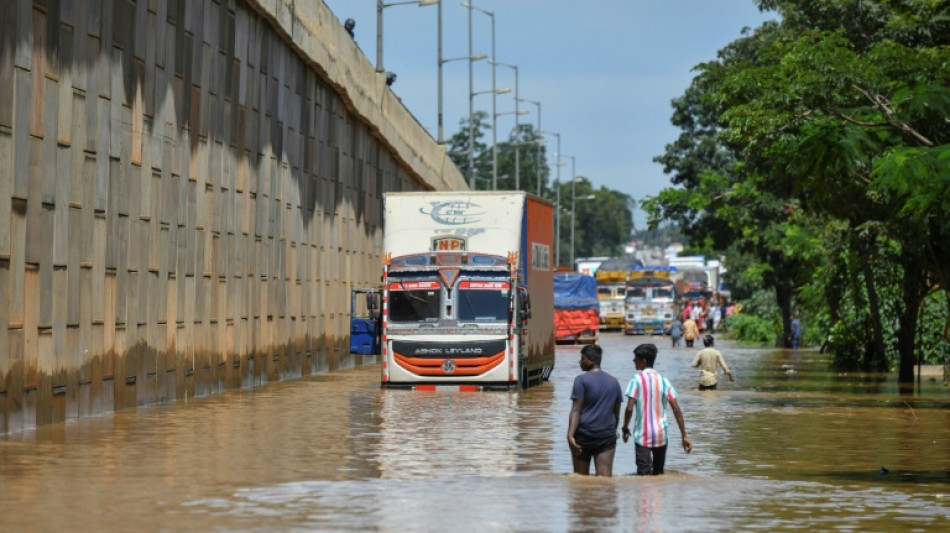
320, 1, 775, 226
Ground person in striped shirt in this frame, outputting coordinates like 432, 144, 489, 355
621, 343, 692, 475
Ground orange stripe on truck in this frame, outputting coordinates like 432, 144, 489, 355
393, 352, 505, 376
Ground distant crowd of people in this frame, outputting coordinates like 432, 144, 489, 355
669, 299, 736, 348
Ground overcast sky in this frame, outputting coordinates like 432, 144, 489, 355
321, 1, 775, 225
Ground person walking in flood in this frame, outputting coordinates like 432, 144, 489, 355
683, 315, 700, 347
567, 344, 624, 476
691, 334, 734, 391
622, 344, 692, 475
669, 316, 684, 348
789, 314, 802, 349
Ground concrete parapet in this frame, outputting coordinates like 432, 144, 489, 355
0, 0, 465, 434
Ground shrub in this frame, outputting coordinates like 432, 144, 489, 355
724, 313, 781, 346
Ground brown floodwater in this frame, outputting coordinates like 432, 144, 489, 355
1, 334, 947, 532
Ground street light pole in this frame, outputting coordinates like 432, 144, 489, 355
542, 131, 562, 266
553, 134, 562, 267
559, 155, 584, 268
517, 98, 542, 196
489, 11, 497, 189
467, 2, 475, 188
463, 2, 498, 189
376, 0, 438, 74
440, 53, 487, 147
492, 61, 520, 190
437, 0, 443, 142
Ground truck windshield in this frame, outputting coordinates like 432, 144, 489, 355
653, 286, 674, 299
626, 287, 647, 299
388, 280, 441, 323
457, 281, 510, 322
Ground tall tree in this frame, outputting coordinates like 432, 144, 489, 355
652, 0, 950, 385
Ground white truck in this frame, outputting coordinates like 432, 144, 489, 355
362, 191, 555, 390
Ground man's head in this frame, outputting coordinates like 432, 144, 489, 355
580, 344, 602, 370
703, 334, 715, 347
633, 343, 657, 369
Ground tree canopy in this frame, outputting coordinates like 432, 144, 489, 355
647, 0, 950, 386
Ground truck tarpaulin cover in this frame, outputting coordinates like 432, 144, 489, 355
554, 273, 599, 310
554, 273, 600, 341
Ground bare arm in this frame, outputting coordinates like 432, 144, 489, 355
567, 398, 583, 455
718, 354, 734, 381
669, 397, 692, 453
621, 397, 634, 443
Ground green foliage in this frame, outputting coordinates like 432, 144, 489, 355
725, 314, 782, 346
918, 290, 950, 366
651, 0, 950, 385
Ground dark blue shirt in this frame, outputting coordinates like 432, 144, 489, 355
571, 370, 623, 439
791, 318, 802, 339
670, 319, 684, 337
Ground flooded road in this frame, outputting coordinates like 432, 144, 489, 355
1, 334, 948, 532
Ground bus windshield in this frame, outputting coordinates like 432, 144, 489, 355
458, 281, 510, 322
388, 280, 441, 323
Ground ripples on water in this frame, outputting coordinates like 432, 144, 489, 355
1, 335, 947, 531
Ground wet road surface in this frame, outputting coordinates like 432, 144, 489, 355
1, 334, 948, 531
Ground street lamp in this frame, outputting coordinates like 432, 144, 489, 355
573, 192, 596, 268
471, 86, 510, 189
376, 0, 438, 73
461, 1, 496, 189
559, 156, 594, 268
491, 61, 523, 190
517, 98, 542, 196
439, 52, 485, 154
543, 131, 562, 266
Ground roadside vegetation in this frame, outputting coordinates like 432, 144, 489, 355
645, 0, 950, 387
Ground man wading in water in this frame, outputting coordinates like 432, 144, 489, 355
622, 344, 692, 475
567, 344, 624, 476
691, 335, 734, 391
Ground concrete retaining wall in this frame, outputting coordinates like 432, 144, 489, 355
0, 0, 466, 434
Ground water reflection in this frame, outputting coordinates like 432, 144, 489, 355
567, 477, 621, 531
0, 336, 947, 532
375, 390, 521, 479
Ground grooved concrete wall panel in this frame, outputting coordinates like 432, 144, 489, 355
0, 0, 466, 434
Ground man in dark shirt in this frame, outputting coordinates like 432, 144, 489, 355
567, 344, 624, 476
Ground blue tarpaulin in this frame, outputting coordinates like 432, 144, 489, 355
554, 273, 599, 310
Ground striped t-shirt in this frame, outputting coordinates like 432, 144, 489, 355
624, 368, 678, 448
